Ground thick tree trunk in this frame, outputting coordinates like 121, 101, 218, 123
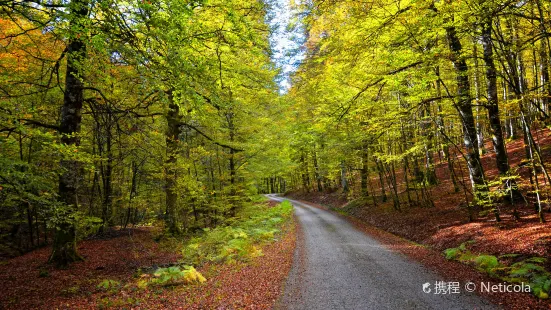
49, 0, 89, 267
445, 25, 486, 195
481, 20, 510, 176
472, 41, 486, 155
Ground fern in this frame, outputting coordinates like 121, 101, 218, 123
181, 201, 291, 265
97, 279, 120, 292
474, 255, 499, 270
152, 266, 206, 286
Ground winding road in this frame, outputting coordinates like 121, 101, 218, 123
267, 195, 498, 310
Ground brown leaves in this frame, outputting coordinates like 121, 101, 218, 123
0, 223, 297, 310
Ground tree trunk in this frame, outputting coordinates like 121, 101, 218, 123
313, 147, 323, 192
481, 20, 510, 176
473, 40, 486, 155
101, 119, 113, 232
445, 25, 486, 195
300, 151, 310, 191
165, 92, 182, 235
49, 0, 89, 267
375, 157, 387, 202
422, 104, 437, 185
360, 144, 369, 197
340, 161, 349, 193
435, 67, 459, 192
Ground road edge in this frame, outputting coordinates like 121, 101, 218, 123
284, 196, 549, 310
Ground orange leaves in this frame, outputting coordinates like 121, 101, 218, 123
0, 18, 63, 77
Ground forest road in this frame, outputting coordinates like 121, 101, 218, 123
267, 195, 498, 310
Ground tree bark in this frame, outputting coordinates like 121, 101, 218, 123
165, 92, 182, 235
49, 0, 89, 267
360, 144, 369, 197
472, 40, 486, 155
445, 25, 486, 195
313, 147, 323, 192
435, 67, 459, 192
340, 161, 349, 193
481, 20, 510, 176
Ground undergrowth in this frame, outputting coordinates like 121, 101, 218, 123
181, 200, 293, 265
444, 242, 551, 299
132, 198, 293, 291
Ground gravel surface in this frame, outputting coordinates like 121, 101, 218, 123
268, 195, 499, 310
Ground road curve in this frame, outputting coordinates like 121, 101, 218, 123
268, 195, 498, 310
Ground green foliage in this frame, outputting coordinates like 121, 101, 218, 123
443, 241, 476, 261
509, 263, 546, 278
474, 255, 499, 270
61, 285, 81, 296
444, 247, 462, 260
150, 266, 206, 286
0, 0, 282, 260
97, 279, 121, 292
444, 244, 551, 299
182, 201, 293, 265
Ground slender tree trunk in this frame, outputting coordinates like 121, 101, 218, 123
228, 111, 236, 197
375, 157, 387, 202
300, 151, 310, 192
422, 104, 437, 184
313, 147, 323, 192
360, 143, 369, 197
124, 161, 139, 229
536, 0, 551, 117
101, 119, 113, 232
521, 111, 546, 223
540, 44, 550, 117
435, 67, 459, 191
165, 92, 181, 235
340, 161, 349, 193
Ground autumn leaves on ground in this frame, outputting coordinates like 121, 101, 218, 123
0, 200, 296, 309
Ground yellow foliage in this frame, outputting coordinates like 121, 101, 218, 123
183, 266, 207, 284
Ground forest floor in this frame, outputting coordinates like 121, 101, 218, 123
287, 128, 551, 307
0, 201, 296, 309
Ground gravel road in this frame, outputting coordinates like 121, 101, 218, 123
268, 195, 498, 310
